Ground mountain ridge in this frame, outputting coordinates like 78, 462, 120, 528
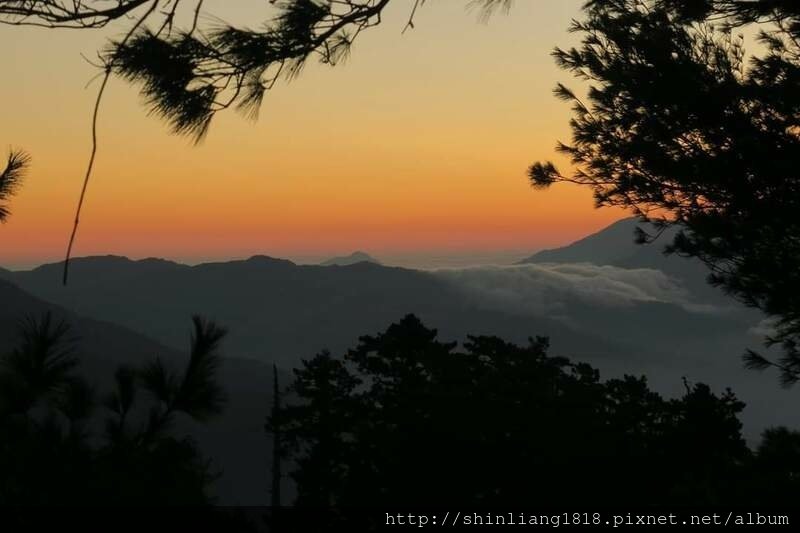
519, 218, 670, 265
2, 255, 632, 366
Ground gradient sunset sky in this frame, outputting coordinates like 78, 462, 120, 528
0, 0, 627, 269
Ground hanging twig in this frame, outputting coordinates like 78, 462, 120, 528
62, 0, 161, 285
402, 0, 422, 34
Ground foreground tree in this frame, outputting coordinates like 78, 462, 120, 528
528, 0, 800, 384
0, 312, 227, 505
276, 314, 787, 512
0, 148, 30, 223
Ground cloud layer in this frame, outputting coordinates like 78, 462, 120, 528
431, 263, 698, 318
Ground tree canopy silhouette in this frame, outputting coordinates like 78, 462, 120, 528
528, 0, 800, 385
0, 312, 227, 505
274, 314, 800, 511
0, 148, 30, 223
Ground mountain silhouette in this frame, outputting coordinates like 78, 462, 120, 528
521, 218, 656, 265
1, 255, 628, 366
321, 251, 381, 266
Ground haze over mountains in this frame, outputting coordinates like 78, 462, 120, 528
1, 218, 794, 452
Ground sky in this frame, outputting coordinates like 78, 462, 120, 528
0, 0, 627, 269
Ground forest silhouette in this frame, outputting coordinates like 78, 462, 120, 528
3, 311, 800, 513
273, 314, 800, 509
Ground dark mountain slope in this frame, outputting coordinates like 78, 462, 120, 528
522, 218, 651, 265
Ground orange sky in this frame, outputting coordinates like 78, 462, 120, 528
0, 0, 626, 268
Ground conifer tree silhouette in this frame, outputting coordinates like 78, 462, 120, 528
0, 148, 30, 223
0, 312, 228, 505
528, 0, 800, 384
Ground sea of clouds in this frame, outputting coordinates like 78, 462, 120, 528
429, 262, 703, 316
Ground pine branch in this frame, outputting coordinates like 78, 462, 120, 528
0, 148, 31, 222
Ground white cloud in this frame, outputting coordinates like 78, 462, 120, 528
430, 263, 700, 317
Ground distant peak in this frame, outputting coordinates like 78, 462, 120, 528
518, 217, 676, 267
321, 251, 381, 267
245, 254, 291, 262
237, 255, 297, 267
137, 257, 182, 267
